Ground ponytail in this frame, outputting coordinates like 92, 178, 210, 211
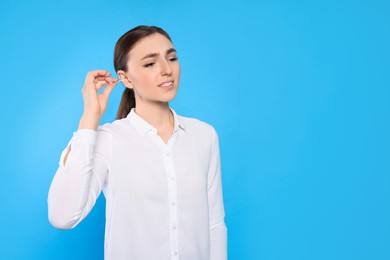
116, 88, 136, 120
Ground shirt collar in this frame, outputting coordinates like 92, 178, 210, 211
127, 107, 185, 136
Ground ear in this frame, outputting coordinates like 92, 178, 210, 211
117, 70, 134, 89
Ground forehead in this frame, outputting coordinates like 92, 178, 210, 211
128, 33, 174, 60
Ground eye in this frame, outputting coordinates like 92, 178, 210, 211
143, 62, 155, 68
169, 57, 179, 62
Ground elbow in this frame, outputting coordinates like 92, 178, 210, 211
210, 222, 227, 232
48, 207, 79, 230
47, 188, 82, 230
209, 214, 227, 230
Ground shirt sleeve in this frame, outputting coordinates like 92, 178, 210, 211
47, 128, 111, 229
208, 128, 228, 260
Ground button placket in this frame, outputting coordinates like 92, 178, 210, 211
161, 134, 180, 259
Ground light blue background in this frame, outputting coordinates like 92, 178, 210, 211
0, 0, 389, 259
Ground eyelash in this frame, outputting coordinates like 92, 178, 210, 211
143, 57, 179, 68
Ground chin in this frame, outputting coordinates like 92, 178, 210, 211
160, 94, 177, 103
160, 89, 178, 102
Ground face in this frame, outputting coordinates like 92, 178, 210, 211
118, 33, 180, 105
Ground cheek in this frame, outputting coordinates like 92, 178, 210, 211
129, 69, 158, 91
129, 69, 148, 85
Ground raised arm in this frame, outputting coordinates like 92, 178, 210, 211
48, 70, 118, 229
63, 70, 118, 165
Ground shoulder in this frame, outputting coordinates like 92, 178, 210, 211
178, 114, 218, 142
181, 114, 216, 130
97, 117, 130, 134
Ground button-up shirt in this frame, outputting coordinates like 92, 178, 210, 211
48, 108, 227, 260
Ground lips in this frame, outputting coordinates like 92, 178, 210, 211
158, 80, 174, 88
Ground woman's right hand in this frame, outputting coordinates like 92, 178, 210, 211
78, 70, 119, 130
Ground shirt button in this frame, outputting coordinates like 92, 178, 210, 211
172, 226, 177, 230
171, 177, 175, 181
166, 152, 171, 157
174, 251, 178, 256
171, 202, 176, 206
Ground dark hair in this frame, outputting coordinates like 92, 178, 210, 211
114, 25, 173, 120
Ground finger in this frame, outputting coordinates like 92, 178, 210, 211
82, 71, 113, 96
105, 77, 119, 84
86, 70, 111, 84
90, 70, 111, 77
94, 75, 114, 82
82, 79, 104, 95
101, 82, 116, 98
93, 78, 118, 87
95, 77, 117, 91
95, 80, 107, 91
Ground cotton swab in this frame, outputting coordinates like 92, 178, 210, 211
108, 79, 123, 84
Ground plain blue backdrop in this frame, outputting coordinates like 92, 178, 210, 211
0, 0, 389, 259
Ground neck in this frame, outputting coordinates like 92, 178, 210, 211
134, 101, 173, 131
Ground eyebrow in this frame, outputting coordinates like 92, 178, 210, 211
141, 48, 177, 60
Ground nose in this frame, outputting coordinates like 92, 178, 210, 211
160, 59, 173, 76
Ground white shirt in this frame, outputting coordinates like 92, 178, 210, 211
48, 108, 227, 260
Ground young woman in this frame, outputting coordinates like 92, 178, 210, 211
48, 25, 227, 260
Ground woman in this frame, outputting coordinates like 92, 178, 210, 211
48, 25, 227, 260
